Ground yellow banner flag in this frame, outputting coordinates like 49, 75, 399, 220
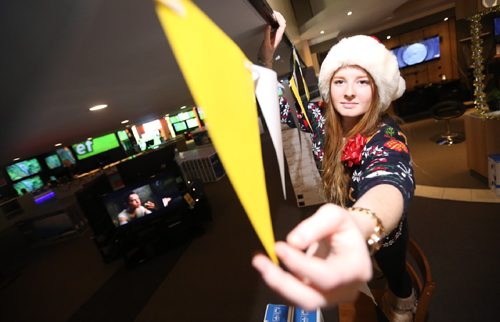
155, 0, 277, 263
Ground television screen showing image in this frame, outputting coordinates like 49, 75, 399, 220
72, 133, 121, 160
6, 158, 42, 181
169, 115, 180, 123
117, 130, 129, 141
103, 184, 159, 227
391, 35, 441, 69
45, 154, 62, 169
173, 122, 187, 132
56, 147, 76, 166
13, 175, 44, 195
102, 174, 185, 227
178, 111, 196, 121
186, 118, 199, 129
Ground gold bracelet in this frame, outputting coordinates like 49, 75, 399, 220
347, 207, 386, 254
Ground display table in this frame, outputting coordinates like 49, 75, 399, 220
464, 112, 500, 178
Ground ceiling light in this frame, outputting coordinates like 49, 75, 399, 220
320, 30, 325, 34
444, 17, 449, 21
386, 35, 391, 40
89, 104, 108, 111
121, 119, 129, 124
347, 11, 352, 16
13, 157, 20, 161
54, 143, 62, 147
87, 137, 92, 141
180, 105, 187, 109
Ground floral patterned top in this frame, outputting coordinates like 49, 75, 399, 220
280, 97, 415, 246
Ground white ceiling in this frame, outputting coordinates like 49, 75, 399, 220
0, 0, 455, 168
298, 0, 454, 44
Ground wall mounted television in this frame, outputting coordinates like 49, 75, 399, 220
56, 147, 76, 165
173, 122, 188, 133
72, 133, 121, 160
186, 118, 199, 129
6, 158, 42, 181
45, 154, 62, 169
177, 111, 195, 121
391, 35, 441, 69
13, 175, 44, 195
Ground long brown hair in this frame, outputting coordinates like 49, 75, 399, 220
321, 65, 383, 206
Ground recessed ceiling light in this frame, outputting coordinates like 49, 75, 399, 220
347, 11, 352, 16
180, 105, 187, 109
444, 17, 449, 21
87, 137, 92, 141
121, 120, 129, 124
13, 157, 20, 161
89, 104, 108, 111
320, 30, 325, 34
386, 35, 391, 40
54, 143, 62, 147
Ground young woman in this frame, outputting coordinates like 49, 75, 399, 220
252, 12, 416, 322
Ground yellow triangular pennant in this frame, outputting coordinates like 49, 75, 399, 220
155, 0, 277, 263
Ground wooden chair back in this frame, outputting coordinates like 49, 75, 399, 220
406, 238, 436, 322
338, 238, 436, 322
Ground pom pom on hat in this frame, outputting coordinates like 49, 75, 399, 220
318, 35, 405, 113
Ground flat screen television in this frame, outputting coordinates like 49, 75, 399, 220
173, 122, 187, 133
186, 118, 199, 129
391, 35, 441, 69
56, 147, 76, 166
169, 115, 180, 123
13, 175, 44, 195
72, 133, 121, 160
45, 154, 62, 169
102, 174, 184, 227
177, 111, 195, 121
6, 158, 42, 181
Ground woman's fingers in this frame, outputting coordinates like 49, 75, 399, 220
286, 204, 347, 248
252, 253, 327, 311
275, 241, 372, 290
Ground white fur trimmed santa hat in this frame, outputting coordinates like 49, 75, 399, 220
318, 35, 406, 112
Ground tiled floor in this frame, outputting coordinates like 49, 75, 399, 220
415, 184, 500, 203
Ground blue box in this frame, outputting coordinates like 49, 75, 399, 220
293, 307, 322, 322
263, 304, 323, 322
264, 304, 292, 322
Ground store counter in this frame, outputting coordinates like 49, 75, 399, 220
464, 111, 500, 178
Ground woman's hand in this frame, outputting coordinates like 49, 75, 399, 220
252, 203, 372, 310
258, 11, 286, 68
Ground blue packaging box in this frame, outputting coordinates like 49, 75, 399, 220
264, 304, 292, 322
293, 307, 322, 322
263, 304, 322, 322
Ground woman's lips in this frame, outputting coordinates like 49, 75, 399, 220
341, 102, 357, 108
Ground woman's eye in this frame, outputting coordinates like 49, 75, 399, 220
358, 79, 370, 85
333, 79, 344, 85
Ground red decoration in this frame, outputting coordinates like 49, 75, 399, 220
341, 133, 367, 168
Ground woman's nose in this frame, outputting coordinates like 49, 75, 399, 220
344, 84, 355, 99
